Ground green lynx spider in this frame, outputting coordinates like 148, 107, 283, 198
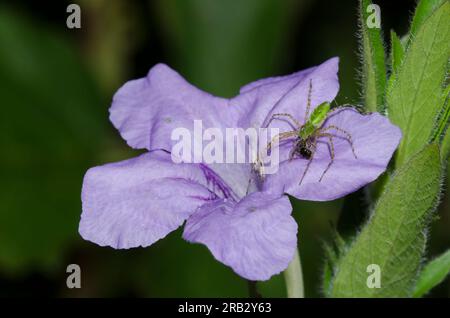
264, 80, 358, 185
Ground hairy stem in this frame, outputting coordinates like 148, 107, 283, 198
283, 248, 304, 298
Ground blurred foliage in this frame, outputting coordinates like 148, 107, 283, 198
0, 6, 107, 274
0, 0, 448, 297
77, 0, 142, 94
153, 0, 310, 97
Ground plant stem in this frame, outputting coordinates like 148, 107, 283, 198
247, 280, 262, 298
283, 248, 304, 298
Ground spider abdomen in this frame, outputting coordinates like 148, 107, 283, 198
293, 138, 313, 160
299, 146, 312, 159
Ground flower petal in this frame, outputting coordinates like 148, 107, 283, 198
80, 151, 215, 249
234, 57, 340, 132
109, 63, 235, 151
263, 108, 402, 201
109, 64, 251, 198
239, 65, 315, 94
183, 192, 297, 281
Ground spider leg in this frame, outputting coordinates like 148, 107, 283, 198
245, 175, 252, 196
266, 130, 298, 154
320, 125, 357, 159
304, 79, 313, 123
316, 133, 335, 182
256, 130, 297, 178
288, 143, 297, 161
298, 137, 318, 186
266, 113, 302, 129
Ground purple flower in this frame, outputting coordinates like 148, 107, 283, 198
79, 58, 401, 281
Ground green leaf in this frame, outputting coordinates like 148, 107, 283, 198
321, 231, 347, 297
358, 0, 387, 112
442, 129, 450, 161
387, 2, 450, 167
322, 243, 336, 297
389, 30, 404, 76
413, 250, 450, 297
331, 144, 442, 297
432, 86, 450, 151
408, 0, 448, 46
0, 7, 107, 273
385, 30, 405, 108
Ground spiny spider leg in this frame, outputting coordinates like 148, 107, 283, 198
245, 175, 252, 196
266, 113, 302, 129
304, 79, 313, 123
298, 137, 318, 186
289, 145, 295, 161
320, 125, 357, 158
288, 145, 296, 161
256, 130, 297, 178
266, 130, 298, 154
316, 133, 335, 182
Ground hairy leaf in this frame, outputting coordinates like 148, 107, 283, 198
432, 86, 450, 145
322, 231, 347, 297
358, 0, 386, 112
389, 30, 404, 76
331, 144, 442, 297
408, 0, 448, 46
387, 2, 450, 166
322, 243, 335, 298
413, 250, 450, 297
385, 30, 405, 110
442, 129, 450, 161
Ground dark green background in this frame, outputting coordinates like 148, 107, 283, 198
0, 0, 448, 297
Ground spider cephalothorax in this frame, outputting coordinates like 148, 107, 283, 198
262, 80, 358, 185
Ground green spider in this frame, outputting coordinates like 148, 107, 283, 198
264, 80, 358, 185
